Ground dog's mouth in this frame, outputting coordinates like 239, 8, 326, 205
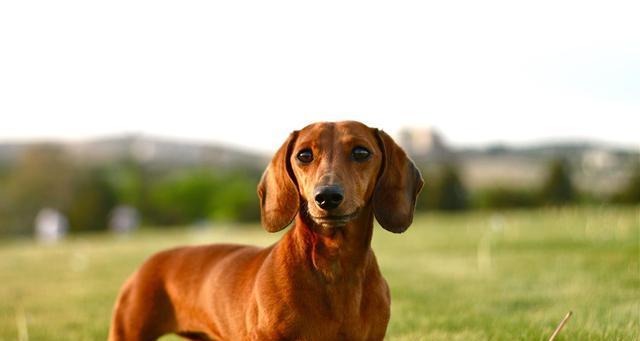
310, 211, 359, 227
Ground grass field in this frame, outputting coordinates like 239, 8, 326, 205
0, 206, 638, 340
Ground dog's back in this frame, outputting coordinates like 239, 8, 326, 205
110, 243, 270, 340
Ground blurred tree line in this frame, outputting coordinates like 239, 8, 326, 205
0, 145, 262, 237
416, 158, 640, 211
0, 144, 638, 237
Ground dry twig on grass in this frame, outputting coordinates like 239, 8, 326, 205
548, 311, 573, 341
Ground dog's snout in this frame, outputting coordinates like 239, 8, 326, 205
314, 185, 344, 210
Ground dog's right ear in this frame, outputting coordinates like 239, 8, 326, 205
257, 131, 300, 232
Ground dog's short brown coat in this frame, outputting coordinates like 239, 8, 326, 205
109, 121, 423, 340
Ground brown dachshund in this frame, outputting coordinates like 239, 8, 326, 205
109, 121, 423, 341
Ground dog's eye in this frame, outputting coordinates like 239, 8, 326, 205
296, 149, 313, 163
351, 146, 371, 161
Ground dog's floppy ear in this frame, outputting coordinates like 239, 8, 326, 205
257, 131, 300, 232
372, 129, 424, 233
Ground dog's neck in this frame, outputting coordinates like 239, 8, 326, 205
290, 206, 375, 283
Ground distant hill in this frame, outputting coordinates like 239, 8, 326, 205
0, 135, 269, 171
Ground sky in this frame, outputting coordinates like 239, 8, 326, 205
1, 0, 638, 152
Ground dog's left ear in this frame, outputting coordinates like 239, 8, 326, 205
372, 129, 424, 233
257, 131, 300, 232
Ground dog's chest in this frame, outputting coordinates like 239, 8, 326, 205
260, 280, 389, 340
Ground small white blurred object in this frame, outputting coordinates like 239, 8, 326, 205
35, 207, 68, 243
109, 205, 140, 234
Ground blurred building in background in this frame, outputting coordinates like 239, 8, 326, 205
398, 128, 453, 164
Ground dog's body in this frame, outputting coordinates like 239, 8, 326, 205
109, 121, 423, 341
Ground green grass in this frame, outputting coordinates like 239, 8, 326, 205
0, 206, 638, 340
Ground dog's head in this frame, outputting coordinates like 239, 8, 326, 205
257, 121, 423, 233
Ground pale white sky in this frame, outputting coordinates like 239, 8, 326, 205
1, 0, 638, 152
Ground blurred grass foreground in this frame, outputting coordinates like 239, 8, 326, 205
0, 207, 638, 340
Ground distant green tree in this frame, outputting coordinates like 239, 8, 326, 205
147, 170, 217, 225
417, 164, 468, 211
613, 162, 640, 203
209, 173, 260, 222
473, 187, 539, 209
145, 169, 261, 226
0, 167, 10, 234
104, 157, 156, 224
436, 165, 469, 210
0, 161, 10, 179
66, 168, 117, 232
540, 159, 576, 205
0, 145, 73, 236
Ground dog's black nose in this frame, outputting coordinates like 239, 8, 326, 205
314, 185, 344, 210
